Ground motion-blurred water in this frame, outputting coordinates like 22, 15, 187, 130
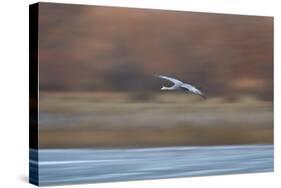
30, 145, 273, 186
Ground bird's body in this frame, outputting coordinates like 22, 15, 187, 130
157, 75, 206, 98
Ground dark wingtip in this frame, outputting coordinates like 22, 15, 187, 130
201, 94, 207, 99
155, 74, 161, 78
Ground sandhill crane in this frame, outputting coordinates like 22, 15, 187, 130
157, 75, 206, 99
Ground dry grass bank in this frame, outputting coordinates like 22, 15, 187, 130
38, 92, 273, 148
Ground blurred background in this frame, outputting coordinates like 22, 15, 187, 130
38, 3, 273, 148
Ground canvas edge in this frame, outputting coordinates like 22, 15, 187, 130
29, 2, 39, 186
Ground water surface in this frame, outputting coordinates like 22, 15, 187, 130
30, 145, 273, 186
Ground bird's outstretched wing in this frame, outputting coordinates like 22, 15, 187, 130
179, 83, 194, 91
180, 83, 206, 99
157, 75, 183, 85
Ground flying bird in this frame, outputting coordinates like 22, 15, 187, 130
156, 75, 206, 99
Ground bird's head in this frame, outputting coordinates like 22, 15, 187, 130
161, 86, 169, 90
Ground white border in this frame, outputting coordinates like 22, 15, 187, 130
0, 0, 279, 188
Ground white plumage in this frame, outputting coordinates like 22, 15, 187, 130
157, 75, 206, 98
